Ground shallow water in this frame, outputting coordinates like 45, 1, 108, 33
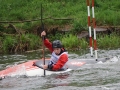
0, 49, 120, 90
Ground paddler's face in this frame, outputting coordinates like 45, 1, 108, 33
53, 48, 61, 55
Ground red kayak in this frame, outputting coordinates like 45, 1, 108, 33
0, 56, 118, 79
0, 58, 85, 79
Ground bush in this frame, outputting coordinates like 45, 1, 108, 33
61, 34, 79, 49
2, 36, 18, 52
97, 33, 120, 49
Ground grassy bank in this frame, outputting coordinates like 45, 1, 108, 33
0, 0, 120, 28
1, 34, 41, 53
97, 33, 120, 49
61, 32, 120, 50
0, 0, 120, 53
1, 31, 120, 53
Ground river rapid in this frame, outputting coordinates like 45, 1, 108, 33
0, 49, 120, 90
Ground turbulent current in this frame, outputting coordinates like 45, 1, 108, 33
0, 49, 120, 90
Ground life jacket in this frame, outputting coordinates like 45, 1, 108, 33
49, 51, 68, 70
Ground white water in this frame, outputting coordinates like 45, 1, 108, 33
0, 49, 120, 90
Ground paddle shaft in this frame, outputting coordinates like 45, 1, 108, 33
41, 4, 45, 76
42, 36, 46, 76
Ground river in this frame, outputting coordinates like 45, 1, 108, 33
0, 49, 120, 90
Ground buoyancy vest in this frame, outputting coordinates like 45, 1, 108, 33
49, 51, 68, 70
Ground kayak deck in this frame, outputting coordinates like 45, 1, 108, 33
0, 56, 118, 78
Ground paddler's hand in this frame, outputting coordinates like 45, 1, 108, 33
42, 65, 48, 70
41, 31, 46, 37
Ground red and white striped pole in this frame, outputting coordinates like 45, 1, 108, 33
86, 0, 93, 57
92, 0, 98, 61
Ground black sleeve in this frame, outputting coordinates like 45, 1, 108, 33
48, 61, 53, 70
48, 64, 53, 70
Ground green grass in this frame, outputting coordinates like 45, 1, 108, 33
61, 34, 79, 49
61, 34, 88, 50
0, 0, 120, 29
0, 0, 120, 53
2, 35, 18, 52
1, 34, 41, 53
97, 33, 120, 49
25, 34, 41, 50
61, 32, 120, 50
18, 33, 41, 50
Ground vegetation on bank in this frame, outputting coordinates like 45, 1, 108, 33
0, 0, 120, 53
1, 31, 120, 54
1, 34, 41, 53
0, 0, 120, 30
97, 33, 120, 49
61, 32, 120, 50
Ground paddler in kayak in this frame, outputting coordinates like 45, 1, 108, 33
40, 31, 68, 71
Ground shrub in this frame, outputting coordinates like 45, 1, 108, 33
2, 36, 18, 52
61, 34, 79, 49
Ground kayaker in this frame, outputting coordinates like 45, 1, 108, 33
40, 31, 68, 71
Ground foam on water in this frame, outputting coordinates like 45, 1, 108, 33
0, 49, 120, 90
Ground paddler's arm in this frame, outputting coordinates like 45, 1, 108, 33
48, 54, 68, 71
42, 54, 68, 70
41, 31, 53, 52
42, 65, 48, 70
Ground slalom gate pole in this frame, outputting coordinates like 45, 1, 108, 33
92, 0, 98, 61
41, 4, 46, 76
86, 0, 93, 57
